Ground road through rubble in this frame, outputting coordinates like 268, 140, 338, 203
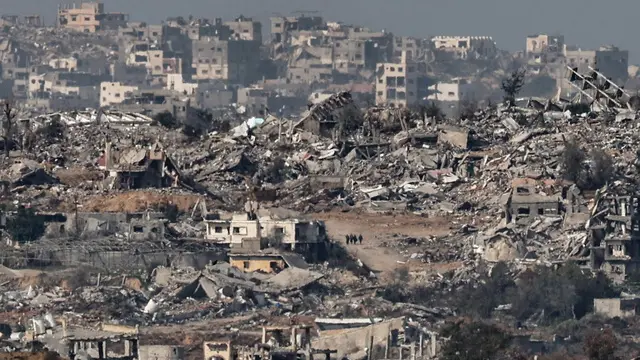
313, 211, 455, 275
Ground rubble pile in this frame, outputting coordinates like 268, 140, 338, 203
0, 260, 376, 330
2, 92, 640, 265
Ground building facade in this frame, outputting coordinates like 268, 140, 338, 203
375, 52, 418, 107
192, 38, 261, 84
225, 16, 262, 41
431, 36, 497, 59
526, 34, 564, 54
100, 82, 139, 107
204, 213, 327, 249
57, 2, 128, 32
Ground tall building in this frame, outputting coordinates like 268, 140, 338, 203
559, 45, 629, 98
192, 38, 261, 84
270, 15, 325, 44
375, 51, 418, 108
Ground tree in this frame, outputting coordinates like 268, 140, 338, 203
2, 101, 16, 160
161, 203, 180, 223
458, 97, 479, 121
153, 111, 179, 129
510, 263, 618, 323
584, 329, 619, 360
181, 124, 202, 140
510, 266, 577, 323
557, 263, 618, 318
562, 139, 587, 184
501, 69, 526, 104
454, 262, 515, 318
36, 118, 65, 143
588, 149, 614, 189
424, 102, 444, 121
6, 206, 45, 243
440, 320, 511, 360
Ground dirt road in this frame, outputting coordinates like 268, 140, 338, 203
313, 211, 458, 275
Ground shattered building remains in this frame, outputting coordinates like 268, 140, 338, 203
98, 141, 184, 190
205, 212, 328, 251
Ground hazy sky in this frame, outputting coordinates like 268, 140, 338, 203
5, 0, 638, 62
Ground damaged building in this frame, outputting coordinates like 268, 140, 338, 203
508, 184, 560, 223
583, 194, 640, 283
98, 141, 184, 190
204, 212, 328, 252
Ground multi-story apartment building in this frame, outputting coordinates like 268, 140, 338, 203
225, 16, 262, 42
427, 79, 478, 102
375, 52, 418, 108
270, 15, 325, 44
191, 38, 261, 84
57, 2, 128, 32
184, 19, 233, 41
100, 82, 139, 107
558, 45, 629, 98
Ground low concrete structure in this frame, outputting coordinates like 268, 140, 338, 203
508, 186, 560, 222
138, 345, 184, 360
594, 297, 640, 318
204, 212, 328, 250
228, 252, 307, 273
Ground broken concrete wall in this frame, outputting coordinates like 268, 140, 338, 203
593, 298, 639, 318
138, 345, 184, 360
311, 317, 404, 357
35, 249, 225, 271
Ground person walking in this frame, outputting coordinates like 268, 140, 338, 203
358, 234, 363, 245
345, 234, 350, 245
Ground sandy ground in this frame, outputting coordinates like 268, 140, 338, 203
313, 211, 465, 276
80, 192, 201, 212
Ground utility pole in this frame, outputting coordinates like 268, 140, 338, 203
73, 194, 80, 236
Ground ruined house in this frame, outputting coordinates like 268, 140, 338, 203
292, 91, 356, 137
97, 141, 183, 190
204, 326, 336, 360
204, 212, 328, 252
586, 194, 640, 283
228, 251, 308, 273
507, 185, 560, 223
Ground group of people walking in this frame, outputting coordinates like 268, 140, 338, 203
345, 234, 363, 245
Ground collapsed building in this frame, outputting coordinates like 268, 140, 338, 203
98, 141, 184, 190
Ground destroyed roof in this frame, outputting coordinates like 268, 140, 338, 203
266, 267, 324, 291
29, 110, 154, 126
511, 193, 559, 204
64, 328, 138, 341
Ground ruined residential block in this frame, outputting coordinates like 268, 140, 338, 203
588, 195, 640, 283
508, 184, 560, 222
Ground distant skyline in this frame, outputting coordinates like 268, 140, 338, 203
4, 0, 638, 63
